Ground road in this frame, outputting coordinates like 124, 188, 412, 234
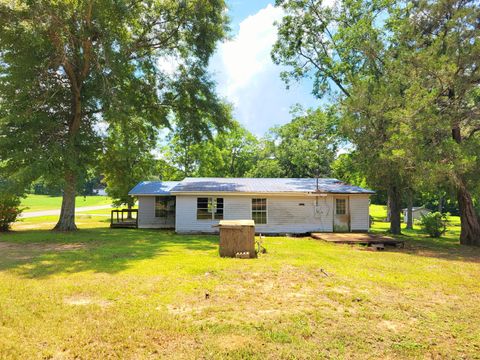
19, 205, 112, 219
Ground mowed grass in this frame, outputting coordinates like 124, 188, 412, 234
0, 210, 479, 359
21, 194, 111, 212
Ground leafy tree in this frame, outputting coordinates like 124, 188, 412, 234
273, 0, 409, 234
164, 119, 258, 178
331, 153, 368, 188
0, 0, 229, 231
101, 117, 156, 210
0, 178, 23, 232
270, 108, 340, 178
391, 0, 480, 245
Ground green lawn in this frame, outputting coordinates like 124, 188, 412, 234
1, 210, 479, 359
21, 195, 112, 212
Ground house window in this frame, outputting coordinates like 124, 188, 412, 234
252, 198, 267, 224
155, 196, 175, 218
336, 199, 346, 215
197, 197, 223, 220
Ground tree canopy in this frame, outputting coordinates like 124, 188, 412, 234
0, 0, 230, 230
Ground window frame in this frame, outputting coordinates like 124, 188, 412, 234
196, 197, 224, 220
251, 198, 268, 225
155, 196, 175, 219
335, 198, 347, 215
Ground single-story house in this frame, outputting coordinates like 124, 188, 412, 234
403, 207, 431, 224
128, 178, 374, 234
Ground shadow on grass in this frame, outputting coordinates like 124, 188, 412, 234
0, 228, 218, 278
373, 223, 480, 263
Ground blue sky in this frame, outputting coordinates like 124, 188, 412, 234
209, 1, 318, 135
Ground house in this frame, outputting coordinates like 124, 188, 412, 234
403, 207, 431, 224
128, 178, 374, 234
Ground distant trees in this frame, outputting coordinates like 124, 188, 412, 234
162, 109, 341, 179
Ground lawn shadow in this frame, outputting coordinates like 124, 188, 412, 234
375, 226, 480, 264
0, 228, 219, 278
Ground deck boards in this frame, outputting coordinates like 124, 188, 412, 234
311, 233, 404, 246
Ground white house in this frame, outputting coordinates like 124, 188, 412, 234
128, 178, 374, 234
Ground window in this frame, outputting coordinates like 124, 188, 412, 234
197, 197, 223, 220
252, 198, 267, 224
155, 196, 175, 219
336, 199, 346, 215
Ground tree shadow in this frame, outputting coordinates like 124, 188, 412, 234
379, 227, 480, 264
0, 228, 218, 278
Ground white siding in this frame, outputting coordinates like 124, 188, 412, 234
175, 195, 337, 234
137, 196, 174, 229
349, 195, 370, 231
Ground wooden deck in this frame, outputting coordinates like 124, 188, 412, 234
311, 233, 404, 247
110, 209, 138, 229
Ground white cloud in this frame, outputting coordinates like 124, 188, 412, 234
218, 4, 283, 99
211, 4, 318, 135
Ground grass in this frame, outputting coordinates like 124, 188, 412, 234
0, 208, 479, 359
21, 194, 111, 212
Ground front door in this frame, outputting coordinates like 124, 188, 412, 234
333, 197, 350, 232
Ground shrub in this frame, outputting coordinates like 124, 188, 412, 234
419, 212, 448, 238
0, 194, 22, 232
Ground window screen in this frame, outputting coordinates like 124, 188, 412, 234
252, 198, 267, 224
336, 199, 346, 215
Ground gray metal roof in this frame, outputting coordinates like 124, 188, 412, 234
128, 181, 180, 196
171, 178, 374, 194
129, 178, 374, 196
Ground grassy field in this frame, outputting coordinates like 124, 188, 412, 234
0, 210, 479, 359
21, 195, 111, 212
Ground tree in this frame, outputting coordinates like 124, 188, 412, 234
0, 178, 23, 232
164, 119, 258, 178
392, 0, 480, 245
0, 0, 229, 231
273, 0, 409, 234
101, 117, 156, 210
271, 108, 340, 178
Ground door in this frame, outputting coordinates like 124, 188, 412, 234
333, 197, 350, 232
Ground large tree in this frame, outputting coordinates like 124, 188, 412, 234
272, 0, 409, 233
270, 107, 340, 178
393, 0, 480, 245
0, 0, 229, 230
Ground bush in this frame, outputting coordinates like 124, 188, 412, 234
419, 212, 448, 238
0, 194, 22, 232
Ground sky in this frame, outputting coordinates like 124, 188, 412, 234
209, 1, 318, 136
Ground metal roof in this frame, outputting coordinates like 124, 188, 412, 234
129, 178, 374, 196
128, 181, 180, 196
170, 177, 374, 194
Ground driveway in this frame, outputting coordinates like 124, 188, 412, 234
19, 205, 112, 219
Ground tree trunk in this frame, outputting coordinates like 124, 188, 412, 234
438, 195, 443, 213
386, 196, 391, 222
127, 203, 133, 220
406, 190, 413, 230
456, 181, 480, 246
54, 171, 78, 231
451, 124, 480, 246
388, 185, 402, 235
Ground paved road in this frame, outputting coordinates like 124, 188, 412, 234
19, 205, 112, 219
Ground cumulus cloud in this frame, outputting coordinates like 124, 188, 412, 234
211, 4, 318, 135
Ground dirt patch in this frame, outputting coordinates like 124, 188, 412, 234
378, 320, 402, 332
0, 242, 86, 252
64, 295, 112, 307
